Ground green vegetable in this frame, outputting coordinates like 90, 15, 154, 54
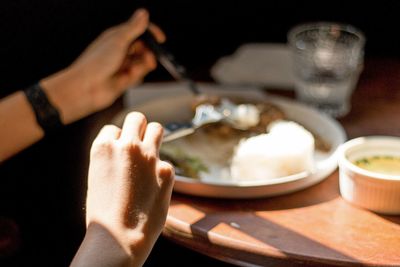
160, 145, 209, 179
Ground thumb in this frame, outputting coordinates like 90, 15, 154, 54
121, 9, 149, 43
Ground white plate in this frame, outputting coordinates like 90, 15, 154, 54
114, 83, 346, 198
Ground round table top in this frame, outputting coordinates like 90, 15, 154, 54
163, 58, 400, 266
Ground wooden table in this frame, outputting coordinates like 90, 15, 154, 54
162, 58, 400, 266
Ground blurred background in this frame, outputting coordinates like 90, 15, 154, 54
0, 1, 399, 266
1, 0, 400, 96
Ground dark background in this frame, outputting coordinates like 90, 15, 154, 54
0, 1, 399, 266
1, 0, 400, 96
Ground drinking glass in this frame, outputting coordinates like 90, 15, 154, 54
288, 22, 365, 117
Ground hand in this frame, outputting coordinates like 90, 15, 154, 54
80, 112, 174, 266
41, 9, 165, 124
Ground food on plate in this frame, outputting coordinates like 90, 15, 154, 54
160, 95, 331, 182
192, 95, 330, 152
230, 121, 315, 181
354, 156, 400, 176
160, 146, 208, 179
197, 96, 286, 138
221, 99, 261, 129
191, 98, 261, 131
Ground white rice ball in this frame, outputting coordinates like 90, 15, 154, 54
230, 120, 315, 181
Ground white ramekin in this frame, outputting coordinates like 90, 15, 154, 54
338, 136, 400, 215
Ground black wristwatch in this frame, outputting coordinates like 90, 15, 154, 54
23, 83, 63, 135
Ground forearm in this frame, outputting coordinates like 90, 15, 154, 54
41, 66, 93, 125
0, 67, 90, 162
0, 91, 44, 161
0, 8, 158, 162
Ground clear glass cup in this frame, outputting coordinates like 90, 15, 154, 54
288, 22, 365, 117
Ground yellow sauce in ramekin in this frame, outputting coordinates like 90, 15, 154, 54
354, 156, 400, 176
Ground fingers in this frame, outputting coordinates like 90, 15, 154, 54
143, 122, 164, 155
121, 10, 165, 51
94, 125, 121, 143
91, 125, 121, 157
94, 113, 165, 160
127, 41, 157, 71
119, 112, 147, 143
148, 23, 166, 43
121, 8, 149, 44
157, 160, 175, 199
114, 42, 156, 91
158, 160, 175, 181
125, 48, 157, 82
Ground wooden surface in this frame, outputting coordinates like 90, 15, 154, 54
163, 58, 400, 267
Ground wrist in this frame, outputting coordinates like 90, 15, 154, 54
72, 223, 135, 267
23, 83, 63, 134
41, 66, 93, 124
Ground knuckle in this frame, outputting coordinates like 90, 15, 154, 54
146, 154, 157, 165
118, 140, 133, 150
90, 140, 115, 157
117, 140, 141, 154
